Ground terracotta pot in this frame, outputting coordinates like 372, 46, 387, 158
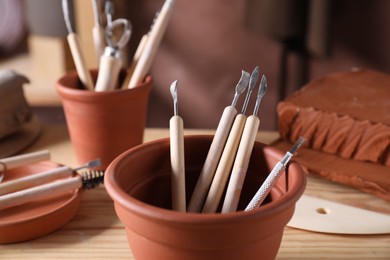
105, 135, 306, 260
56, 70, 152, 169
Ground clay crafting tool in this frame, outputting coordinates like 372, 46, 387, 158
169, 80, 186, 212
127, 0, 175, 88
245, 136, 306, 211
0, 150, 50, 182
222, 74, 267, 213
287, 195, 390, 234
91, 0, 105, 61
0, 159, 101, 196
62, 0, 94, 90
187, 71, 250, 213
202, 68, 259, 213
0, 170, 104, 211
95, 17, 131, 91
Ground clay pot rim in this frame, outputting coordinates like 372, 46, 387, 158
105, 135, 306, 224
55, 70, 152, 101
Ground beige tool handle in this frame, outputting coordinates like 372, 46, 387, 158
127, 0, 175, 88
187, 106, 237, 212
0, 177, 82, 210
202, 114, 246, 213
92, 26, 105, 62
169, 115, 186, 212
221, 115, 260, 213
95, 54, 123, 91
67, 33, 94, 90
121, 34, 149, 89
0, 150, 50, 170
0, 166, 73, 196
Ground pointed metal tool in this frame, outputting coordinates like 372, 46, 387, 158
188, 71, 250, 212
241, 66, 260, 113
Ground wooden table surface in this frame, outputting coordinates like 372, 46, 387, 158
1, 125, 389, 259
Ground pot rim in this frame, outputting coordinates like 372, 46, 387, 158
105, 135, 306, 224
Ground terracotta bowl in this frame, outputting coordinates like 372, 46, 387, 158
105, 135, 306, 260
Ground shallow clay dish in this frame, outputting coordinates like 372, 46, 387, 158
0, 161, 81, 244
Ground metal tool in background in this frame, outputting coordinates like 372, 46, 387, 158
245, 136, 306, 211
222, 73, 268, 213
91, 0, 106, 61
202, 68, 259, 213
94, 2, 132, 92
62, 0, 94, 90
187, 71, 250, 213
169, 80, 186, 212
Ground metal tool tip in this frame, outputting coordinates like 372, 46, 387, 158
170, 80, 178, 99
290, 136, 306, 154
236, 70, 250, 94
249, 66, 260, 91
87, 159, 102, 168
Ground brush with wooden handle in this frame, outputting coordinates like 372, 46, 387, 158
127, 0, 175, 89
201, 67, 260, 213
0, 159, 101, 196
222, 75, 268, 213
187, 71, 250, 212
0, 170, 105, 211
169, 80, 186, 212
62, 0, 94, 90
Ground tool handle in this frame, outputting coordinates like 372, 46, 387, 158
127, 0, 175, 88
169, 115, 186, 212
245, 162, 285, 211
67, 33, 94, 90
0, 177, 82, 210
121, 34, 149, 89
0, 166, 73, 196
222, 115, 260, 213
187, 106, 237, 212
202, 114, 246, 213
92, 26, 105, 62
0, 150, 50, 170
95, 54, 123, 91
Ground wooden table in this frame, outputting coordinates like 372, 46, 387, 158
1, 125, 390, 259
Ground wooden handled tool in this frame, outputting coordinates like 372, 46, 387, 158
222, 75, 267, 213
0, 159, 100, 196
0, 170, 104, 211
62, 0, 94, 90
0, 150, 50, 171
201, 68, 260, 213
169, 81, 186, 212
91, 0, 105, 61
128, 0, 175, 88
187, 71, 250, 213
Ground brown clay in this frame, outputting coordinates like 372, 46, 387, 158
105, 135, 306, 260
56, 70, 152, 169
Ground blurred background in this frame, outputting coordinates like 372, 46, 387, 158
1, 0, 389, 130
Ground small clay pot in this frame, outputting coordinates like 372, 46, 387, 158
56, 70, 152, 169
105, 135, 306, 260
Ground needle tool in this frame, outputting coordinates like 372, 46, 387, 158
169, 80, 186, 212
0, 150, 50, 183
0, 170, 105, 211
91, 0, 105, 61
62, 0, 94, 90
187, 71, 250, 212
95, 17, 131, 91
201, 68, 259, 213
127, 0, 175, 89
222, 74, 268, 213
0, 159, 101, 196
245, 136, 306, 211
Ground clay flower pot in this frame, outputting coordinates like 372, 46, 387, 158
56, 70, 152, 169
105, 135, 306, 260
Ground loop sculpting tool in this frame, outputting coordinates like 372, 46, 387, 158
0, 159, 101, 196
187, 71, 250, 212
222, 74, 268, 213
127, 0, 175, 89
201, 67, 259, 213
91, 0, 105, 61
169, 80, 186, 212
62, 0, 94, 90
95, 17, 132, 91
245, 136, 306, 211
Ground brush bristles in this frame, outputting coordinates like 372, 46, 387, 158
80, 170, 105, 190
